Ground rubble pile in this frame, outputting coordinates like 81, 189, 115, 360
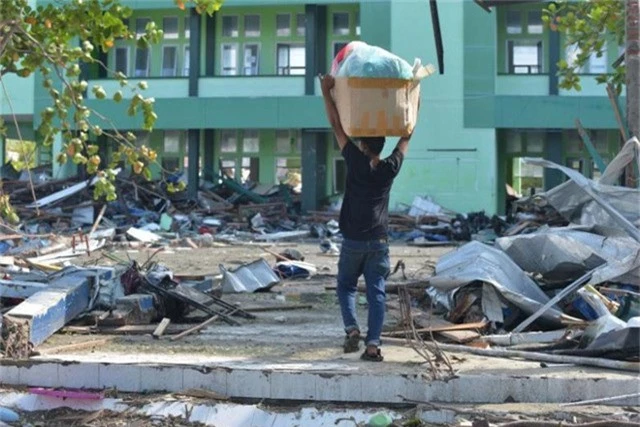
387, 139, 640, 363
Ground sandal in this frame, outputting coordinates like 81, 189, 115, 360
343, 331, 361, 353
361, 347, 384, 362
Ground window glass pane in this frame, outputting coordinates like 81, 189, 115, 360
222, 44, 238, 75
221, 159, 236, 179
506, 11, 521, 34
564, 131, 582, 153
289, 45, 306, 75
184, 16, 190, 38
134, 48, 149, 77
296, 13, 306, 36
136, 18, 151, 36
115, 47, 128, 75
527, 11, 543, 34
162, 46, 177, 76
164, 17, 178, 38
355, 11, 360, 36
244, 15, 260, 37
243, 130, 260, 152
221, 131, 237, 153
243, 44, 259, 75
593, 131, 609, 152
222, 16, 238, 37
183, 46, 190, 76
276, 14, 291, 37
526, 132, 544, 153
277, 44, 290, 74
333, 12, 349, 36
164, 131, 180, 153
511, 40, 541, 74
505, 131, 522, 153
276, 130, 291, 153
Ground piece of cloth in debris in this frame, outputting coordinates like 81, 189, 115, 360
429, 241, 564, 325
495, 228, 640, 284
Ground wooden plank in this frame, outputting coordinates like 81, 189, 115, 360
62, 324, 194, 335
244, 304, 313, 312
169, 309, 239, 341
382, 320, 488, 337
152, 318, 171, 339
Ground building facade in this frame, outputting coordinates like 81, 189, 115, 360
0, 0, 625, 215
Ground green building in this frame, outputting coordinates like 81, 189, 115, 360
0, 0, 625, 215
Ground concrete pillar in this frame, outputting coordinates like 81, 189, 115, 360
301, 130, 327, 212
548, 26, 560, 96
305, 4, 327, 95
187, 129, 200, 199
203, 129, 215, 182
189, 8, 201, 97
204, 12, 217, 76
544, 131, 564, 190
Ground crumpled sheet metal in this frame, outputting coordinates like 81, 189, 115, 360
524, 139, 640, 237
495, 229, 640, 285
429, 241, 564, 324
220, 258, 280, 293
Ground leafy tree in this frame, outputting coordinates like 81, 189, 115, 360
543, 0, 625, 93
0, 0, 222, 222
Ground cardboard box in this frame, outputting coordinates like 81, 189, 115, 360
332, 77, 421, 138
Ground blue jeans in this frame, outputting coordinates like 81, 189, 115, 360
336, 238, 390, 347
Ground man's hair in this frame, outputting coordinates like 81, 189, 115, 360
360, 136, 385, 156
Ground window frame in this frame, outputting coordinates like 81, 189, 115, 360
161, 45, 179, 77
332, 11, 350, 36
244, 14, 261, 37
221, 15, 239, 38
183, 45, 190, 77
506, 39, 543, 74
221, 42, 239, 76
134, 47, 151, 77
135, 17, 152, 37
242, 43, 260, 76
163, 16, 179, 39
276, 13, 292, 37
276, 43, 306, 75
114, 46, 130, 76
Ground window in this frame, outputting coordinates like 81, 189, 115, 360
508, 40, 542, 74
296, 13, 306, 36
276, 130, 292, 153
222, 16, 238, 37
334, 42, 348, 58
164, 17, 179, 39
355, 11, 360, 36
184, 16, 191, 38
134, 48, 150, 77
136, 18, 151, 37
164, 131, 180, 153
566, 44, 608, 74
276, 158, 301, 188
527, 11, 543, 34
221, 43, 238, 75
506, 11, 521, 34
277, 14, 291, 37
505, 131, 522, 153
243, 44, 259, 75
526, 131, 545, 153
241, 157, 259, 183
244, 15, 260, 37
183, 46, 190, 76
221, 159, 236, 179
513, 157, 544, 196
162, 46, 178, 76
333, 12, 350, 36
220, 131, 237, 153
276, 44, 305, 75
115, 47, 129, 75
242, 130, 260, 153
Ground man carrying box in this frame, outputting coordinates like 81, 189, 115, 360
320, 74, 416, 362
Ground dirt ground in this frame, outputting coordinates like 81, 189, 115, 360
38, 241, 451, 363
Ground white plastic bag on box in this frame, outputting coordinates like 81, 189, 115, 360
331, 41, 434, 80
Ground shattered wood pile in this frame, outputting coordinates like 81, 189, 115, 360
386, 138, 640, 367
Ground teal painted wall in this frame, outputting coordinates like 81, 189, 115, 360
388, 0, 498, 214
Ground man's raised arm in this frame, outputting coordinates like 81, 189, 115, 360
319, 75, 349, 151
396, 99, 421, 155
